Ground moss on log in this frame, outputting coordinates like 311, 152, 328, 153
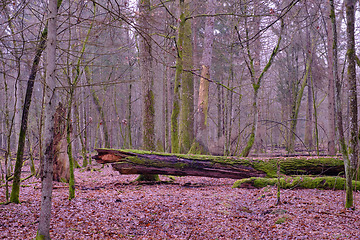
233, 176, 360, 190
93, 149, 345, 179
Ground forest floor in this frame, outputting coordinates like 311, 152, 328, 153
1, 161, 360, 239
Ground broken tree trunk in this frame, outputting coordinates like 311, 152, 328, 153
93, 149, 345, 180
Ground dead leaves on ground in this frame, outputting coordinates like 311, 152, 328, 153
1, 164, 360, 239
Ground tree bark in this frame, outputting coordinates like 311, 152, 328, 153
192, 0, 216, 154
94, 149, 345, 179
36, 0, 58, 238
10, 0, 63, 204
139, 0, 155, 151
179, 0, 194, 153
138, 0, 158, 181
326, 0, 336, 156
52, 103, 70, 183
304, 25, 313, 151
330, 0, 352, 209
345, 0, 357, 209
171, 0, 188, 154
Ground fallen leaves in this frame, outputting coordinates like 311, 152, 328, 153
1, 163, 360, 239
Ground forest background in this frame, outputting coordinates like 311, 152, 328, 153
1, 0, 360, 186
1, 0, 359, 162
1, 0, 360, 238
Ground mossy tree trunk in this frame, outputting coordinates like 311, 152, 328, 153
64, 8, 94, 198
344, 0, 357, 209
233, 176, 360, 191
330, 0, 352, 209
171, 0, 187, 154
179, 0, 194, 154
138, 0, 158, 181
94, 149, 346, 179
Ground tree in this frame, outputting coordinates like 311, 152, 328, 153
171, 0, 186, 154
139, 0, 155, 152
238, 3, 285, 157
170, 0, 194, 154
192, 0, 216, 154
10, 0, 63, 204
326, 0, 336, 156
304, 9, 314, 151
36, 0, 58, 238
344, 0, 357, 209
137, 0, 159, 181
178, 0, 194, 154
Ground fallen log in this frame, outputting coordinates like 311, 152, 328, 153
93, 149, 345, 180
233, 176, 360, 190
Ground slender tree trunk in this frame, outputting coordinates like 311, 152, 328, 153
288, 42, 314, 154
304, 26, 313, 151
326, 1, 336, 156
10, 0, 63, 204
330, 0, 352, 209
36, 0, 58, 238
345, 0, 357, 177
345, 0, 357, 209
66, 92, 75, 199
305, 76, 313, 150
240, 20, 284, 157
84, 65, 110, 148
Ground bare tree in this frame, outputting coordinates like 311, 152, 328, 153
36, 0, 58, 238
137, 0, 159, 181
344, 0, 357, 209
326, 0, 336, 156
238, 3, 285, 157
192, 0, 216, 154
10, 0, 63, 204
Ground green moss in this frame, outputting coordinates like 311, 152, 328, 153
188, 141, 208, 155
241, 131, 255, 157
143, 90, 155, 150
135, 174, 160, 181
252, 83, 260, 92
233, 176, 360, 190
275, 215, 290, 224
